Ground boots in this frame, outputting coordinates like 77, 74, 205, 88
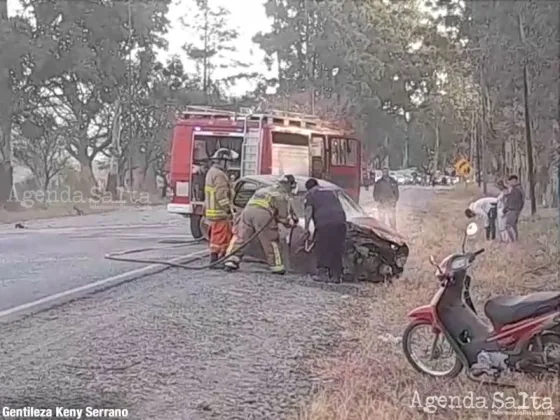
224, 260, 239, 271
312, 268, 330, 282
209, 253, 223, 269
328, 272, 342, 283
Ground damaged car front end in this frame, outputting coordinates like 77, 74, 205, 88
229, 175, 409, 282
341, 217, 408, 282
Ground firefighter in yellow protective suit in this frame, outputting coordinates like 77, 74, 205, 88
224, 175, 298, 275
204, 148, 239, 267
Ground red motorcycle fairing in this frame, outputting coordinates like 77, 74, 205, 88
407, 305, 441, 332
488, 311, 560, 345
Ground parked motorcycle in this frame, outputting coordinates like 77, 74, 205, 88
402, 222, 560, 382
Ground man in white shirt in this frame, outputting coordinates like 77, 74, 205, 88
465, 197, 498, 240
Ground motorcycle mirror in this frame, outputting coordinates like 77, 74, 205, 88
466, 222, 478, 236
429, 255, 437, 266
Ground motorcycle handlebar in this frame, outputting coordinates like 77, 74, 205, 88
468, 248, 485, 262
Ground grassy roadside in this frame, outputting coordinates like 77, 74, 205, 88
299, 188, 559, 420
0, 203, 114, 224
0, 193, 168, 225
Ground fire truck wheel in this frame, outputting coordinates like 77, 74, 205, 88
190, 215, 203, 239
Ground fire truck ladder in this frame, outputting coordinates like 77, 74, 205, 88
240, 115, 263, 177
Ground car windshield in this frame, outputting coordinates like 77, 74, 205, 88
291, 190, 366, 219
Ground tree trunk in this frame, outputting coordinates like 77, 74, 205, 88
522, 64, 537, 215
402, 130, 409, 168
76, 148, 96, 196
432, 122, 439, 172
383, 135, 389, 168
0, 114, 13, 205
142, 165, 158, 194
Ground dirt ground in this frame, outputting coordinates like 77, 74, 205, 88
299, 187, 560, 420
0, 251, 366, 419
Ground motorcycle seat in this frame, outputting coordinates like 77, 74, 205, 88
484, 291, 560, 330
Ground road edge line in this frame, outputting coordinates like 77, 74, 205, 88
0, 249, 207, 324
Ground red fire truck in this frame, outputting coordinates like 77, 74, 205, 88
167, 106, 362, 238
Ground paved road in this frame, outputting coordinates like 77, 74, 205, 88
0, 186, 441, 312
0, 185, 443, 420
0, 207, 205, 311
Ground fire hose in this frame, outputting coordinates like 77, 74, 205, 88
104, 213, 301, 270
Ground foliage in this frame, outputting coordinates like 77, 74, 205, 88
431, 0, 558, 203
0, 1, 56, 203
30, 0, 171, 189
181, 0, 256, 100
253, 0, 476, 170
13, 113, 69, 193
2, 0, 556, 206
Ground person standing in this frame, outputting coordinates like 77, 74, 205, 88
495, 180, 508, 242
465, 196, 498, 240
204, 148, 238, 267
373, 167, 399, 229
503, 174, 524, 242
224, 175, 298, 274
304, 178, 347, 283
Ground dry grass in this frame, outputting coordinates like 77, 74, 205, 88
299, 188, 559, 420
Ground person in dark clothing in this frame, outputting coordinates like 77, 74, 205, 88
503, 174, 524, 242
304, 178, 347, 283
373, 168, 399, 229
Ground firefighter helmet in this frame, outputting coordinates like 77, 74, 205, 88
277, 174, 298, 194
210, 148, 239, 162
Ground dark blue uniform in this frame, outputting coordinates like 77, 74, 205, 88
304, 187, 347, 280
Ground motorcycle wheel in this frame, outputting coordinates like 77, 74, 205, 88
402, 320, 463, 378
538, 333, 560, 366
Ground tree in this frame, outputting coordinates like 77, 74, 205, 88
0, 0, 54, 204
181, 0, 254, 100
102, 54, 204, 192
433, 0, 559, 206
253, 0, 474, 168
31, 0, 171, 193
13, 114, 69, 195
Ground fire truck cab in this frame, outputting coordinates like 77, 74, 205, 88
167, 106, 361, 238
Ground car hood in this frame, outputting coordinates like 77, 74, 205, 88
347, 216, 407, 246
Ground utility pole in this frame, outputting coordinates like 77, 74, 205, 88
479, 64, 487, 194
127, 0, 133, 191
202, 0, 209, 99
304, 0, 314, 114
518, 14, 536, 215
475, 119, 482, 188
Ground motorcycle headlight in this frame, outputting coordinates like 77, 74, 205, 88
450, 256, 469, 270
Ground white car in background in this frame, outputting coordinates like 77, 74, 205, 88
390, 171, 407, 185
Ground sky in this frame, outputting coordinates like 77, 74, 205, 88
7, 0, 273, 96
162, 0, 273, 95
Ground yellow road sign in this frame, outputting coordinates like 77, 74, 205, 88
455, 158, 472, 176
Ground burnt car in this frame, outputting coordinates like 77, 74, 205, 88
226, 175, 409, 282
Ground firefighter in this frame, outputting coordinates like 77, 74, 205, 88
224, 174, 298, 274
204, 148, 239, 266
